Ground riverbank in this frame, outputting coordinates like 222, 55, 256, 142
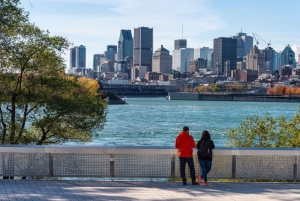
169, 92, 300, 102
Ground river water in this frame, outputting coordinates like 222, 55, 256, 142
86, 97, 300, 147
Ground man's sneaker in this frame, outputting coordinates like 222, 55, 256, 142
204, 182, 208, 186
183, 181, 187, 186
192, 182, 198, 185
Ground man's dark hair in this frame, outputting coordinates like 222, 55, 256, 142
183, 126, 189, 132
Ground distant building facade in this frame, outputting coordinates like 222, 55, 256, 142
213, 37, 237, 75
246, 45, 265, 75
189, 58, 207, 73
152, 45, 172, 73
194, 47, 213, 60
93, 54, 106, 72
281, 44, 296, 67
172, 48, 194, 73
279, 65, 293, 78
118, 30, 133, 60
70, 45, 86, 69
105, 45, 117, 61
231, 32, 253, 58
133, 27, 153, 72
174, 39, 187, 50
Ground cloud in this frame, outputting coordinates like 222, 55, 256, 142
292, 45, 300, 62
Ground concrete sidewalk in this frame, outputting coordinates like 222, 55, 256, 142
0, 180, 299, 201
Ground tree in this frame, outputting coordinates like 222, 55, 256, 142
0, 0, 28, 36
0, 1, 107, 145
226, 108, 300, 148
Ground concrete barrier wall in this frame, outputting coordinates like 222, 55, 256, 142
169, 93, 200, 100
169, 93, 300, 102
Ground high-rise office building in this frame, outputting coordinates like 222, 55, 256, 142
172, 48, 194, 73
213, 37, 237, 75
69, 45, 86, 69
231, 32, 253, 58
105, 45, 117, 61
70, 48, 76, 69
246, 45, 263, 74
194, 47, 213, 59
174, 39, 187, 50
118, 30, 133, 60
152, 45, 172, 73
133, 27, 153, 71
281, 44, 296, 67
93, 54, 106, 72
263, 46, 275, 72
107, 45, 117, 52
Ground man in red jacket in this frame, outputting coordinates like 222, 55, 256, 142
175, 126, 197, 185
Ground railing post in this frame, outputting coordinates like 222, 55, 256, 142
110, 154, 115, 177
171, 155, 175, 182
232, 155, 236, 181
49, 153, 53, 177
293, 156, 297, 183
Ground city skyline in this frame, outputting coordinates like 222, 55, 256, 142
20, 0, 300, 70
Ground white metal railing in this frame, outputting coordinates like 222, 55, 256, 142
0, 146, 299, 180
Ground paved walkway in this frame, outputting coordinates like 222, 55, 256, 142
0, 180, 299, 201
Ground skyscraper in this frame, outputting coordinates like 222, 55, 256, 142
174, 39, 187, 50
93, 54, 106, 72
152, 45, 172, 73
69, 45, 86, 69
70, 48, 76, 69
118, 30, 133, 60
194, 47, 213, 59
133, 27, 153, 72
213, 38, 237, 75
246, 45, 265, 75
172, 48, 194, 73
105, 45, 117, 61
281, 44, 296, 67
231, 32, 253, 58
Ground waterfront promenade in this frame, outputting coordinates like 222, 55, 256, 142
0, 180, 299, 201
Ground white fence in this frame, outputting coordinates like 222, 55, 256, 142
0, 146, 299, 180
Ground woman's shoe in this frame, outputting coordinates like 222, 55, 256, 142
204, 182, 208, 186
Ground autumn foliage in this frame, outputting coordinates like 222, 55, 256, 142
266, 86, 300, 95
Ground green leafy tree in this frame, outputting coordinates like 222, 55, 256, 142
226, 108, 300, 148
0, 0, 107, 145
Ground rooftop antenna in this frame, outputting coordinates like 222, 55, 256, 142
182, 24, 183, 39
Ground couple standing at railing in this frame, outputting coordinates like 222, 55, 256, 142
175, 126, 215, 186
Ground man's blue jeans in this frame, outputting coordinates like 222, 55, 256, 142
199, 160, 212, 182
179, 157, 196, 182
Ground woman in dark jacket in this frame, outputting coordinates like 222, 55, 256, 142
196, 130, 215, 186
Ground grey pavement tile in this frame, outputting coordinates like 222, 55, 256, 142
1, 180, 300, 201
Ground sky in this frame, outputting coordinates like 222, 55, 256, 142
20, 0, 300, 69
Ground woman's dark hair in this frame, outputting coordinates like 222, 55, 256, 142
201, 130, 211, 140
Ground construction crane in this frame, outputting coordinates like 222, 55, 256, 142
28, 0, 34, 8
253, 32, 271, 47
252, 32, 259, 47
